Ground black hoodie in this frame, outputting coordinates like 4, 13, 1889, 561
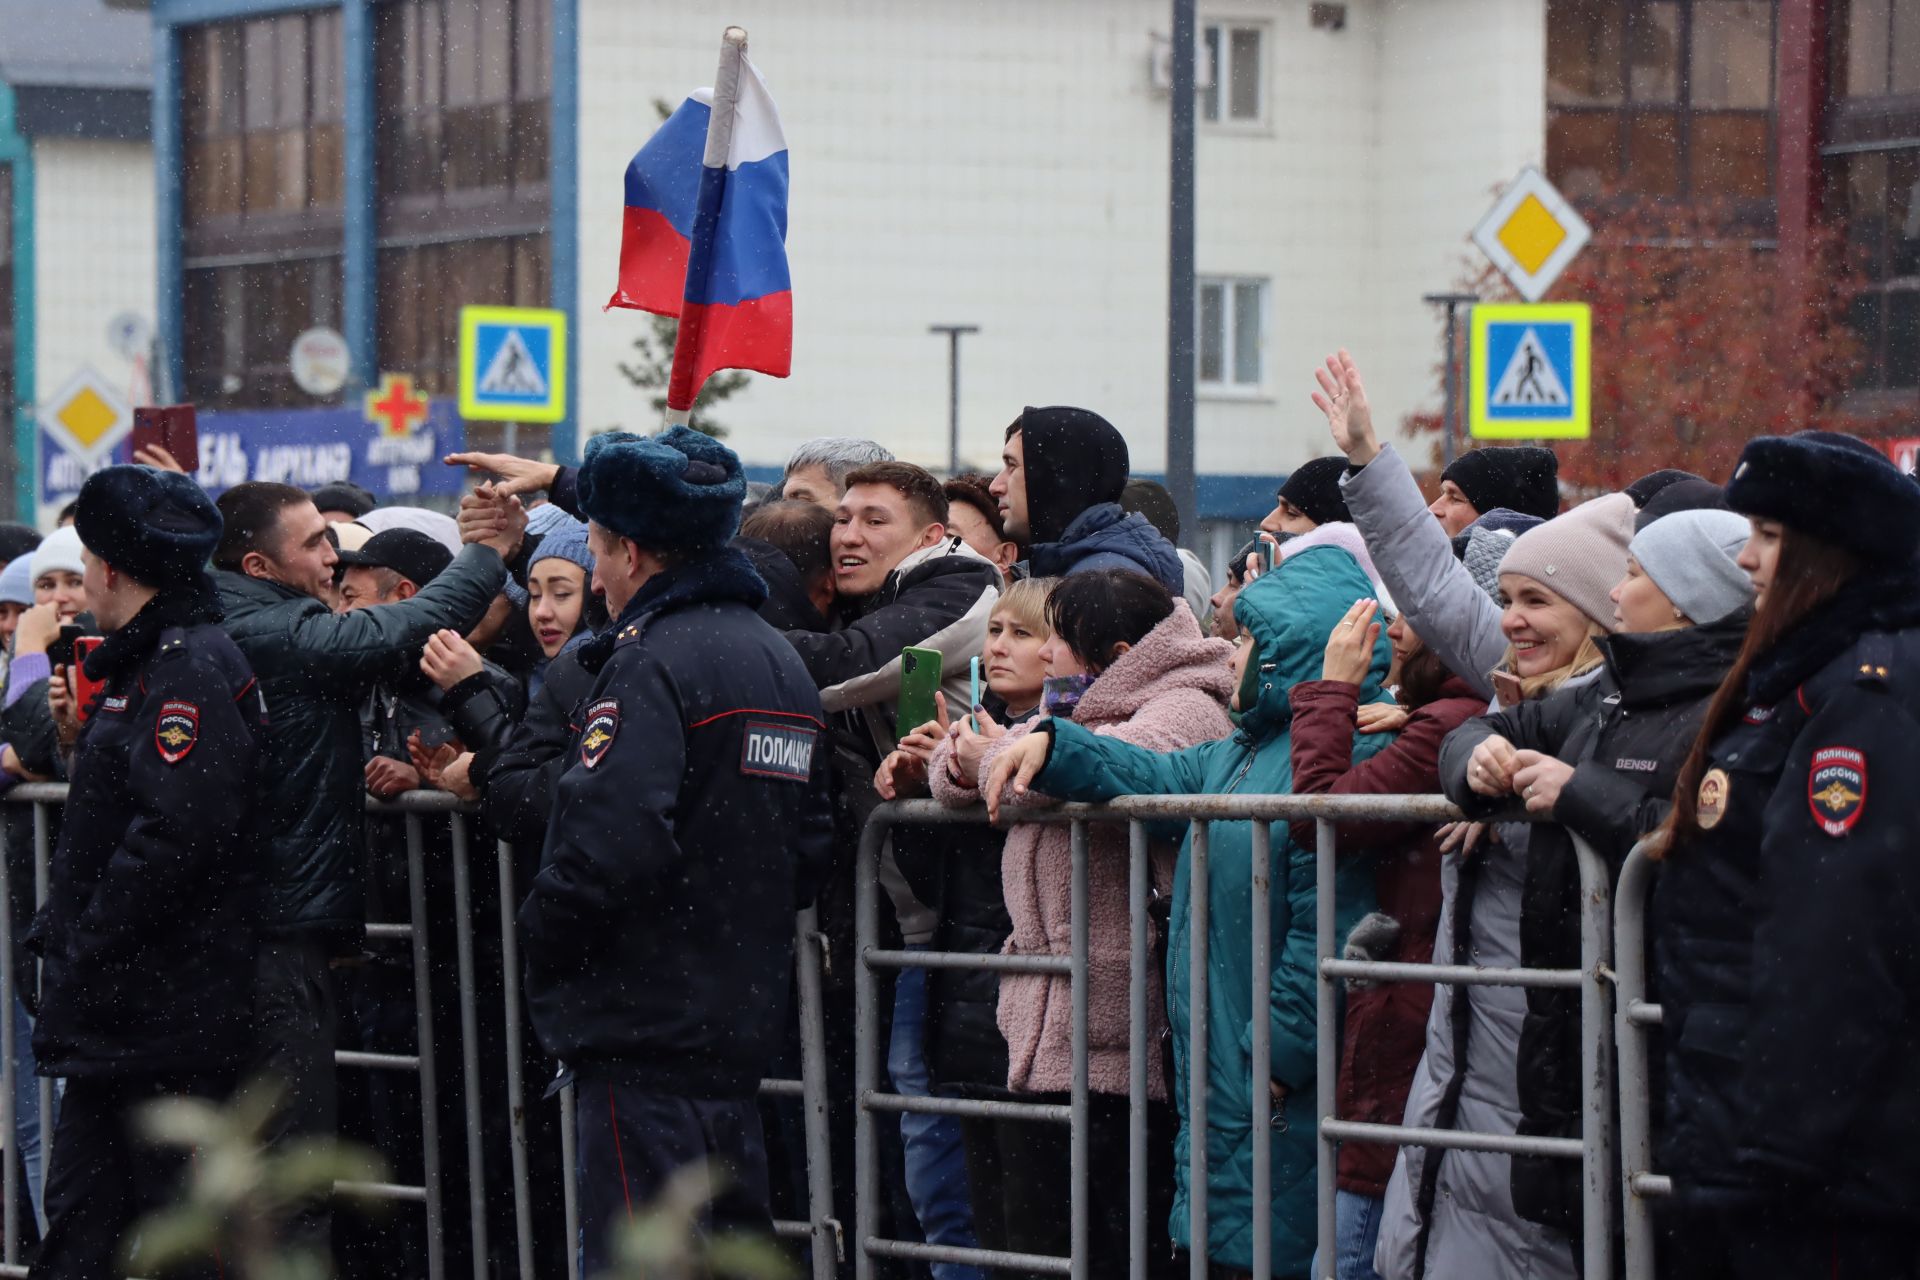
1018, 405, 1131, 545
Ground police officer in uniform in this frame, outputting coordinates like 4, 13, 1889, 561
1655, 430, 1920, 1279
27, 465, 265, 1278
513, 428, 833, 1273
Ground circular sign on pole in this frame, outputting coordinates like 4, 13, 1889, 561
291, 327, 350, 397
106, 312, 153, 362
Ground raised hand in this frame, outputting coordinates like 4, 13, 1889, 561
1311, 349, 1380, 466
458, 484, 529, 559
420, 629, 485, 690
1320, 599, 1381, 687
443, 450, 560, 499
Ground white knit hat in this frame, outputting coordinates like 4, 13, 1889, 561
27, 526, 85, 584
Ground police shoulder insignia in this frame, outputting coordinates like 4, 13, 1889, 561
580, 699, 620, 770
155, 701, 200, 764
741, 719, 819, 783
1808, 746, 1867, 836
1697, 767, 1731, 830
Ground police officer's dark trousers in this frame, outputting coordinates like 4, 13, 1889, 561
573, 1071, 773, 1276
33, 1072, 230, 1280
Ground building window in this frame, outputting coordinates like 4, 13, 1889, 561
1834, 0, 1920, 97
1202, 24, 1264, 124
1198, 277, 1267, 391
1831, 146, 1920, 392
375, 0, 552, 399
1546, 0, 1776, 204
180, 11, 344, 409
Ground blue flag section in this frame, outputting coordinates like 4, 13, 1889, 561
40, 401, 468, 513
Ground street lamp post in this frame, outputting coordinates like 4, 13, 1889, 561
930, 323, 980, 476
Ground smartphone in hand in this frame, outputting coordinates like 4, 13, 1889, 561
898, 646, 944, 737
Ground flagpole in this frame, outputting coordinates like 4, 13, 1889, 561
663, 26, 749, 429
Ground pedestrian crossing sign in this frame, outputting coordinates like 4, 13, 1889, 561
1468, 303, 1591, 440
458, 306, 567, 423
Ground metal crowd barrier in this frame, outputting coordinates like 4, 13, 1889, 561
858, 796, 1629, 1280
1613, 841, 1671, 1280
0, 787, 840, 1280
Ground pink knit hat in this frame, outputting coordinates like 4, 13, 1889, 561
1496, 492, 1636, 630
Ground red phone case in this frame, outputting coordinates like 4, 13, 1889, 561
131, 405, 200, 473
70, 636, 106, 723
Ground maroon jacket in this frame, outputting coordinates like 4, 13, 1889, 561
1287, 675, 1485, 1196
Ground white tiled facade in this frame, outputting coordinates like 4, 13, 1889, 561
575, 0, 1545, 476
32, 135, 158, 431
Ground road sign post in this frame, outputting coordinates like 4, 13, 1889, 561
1469, 302, 1592, 440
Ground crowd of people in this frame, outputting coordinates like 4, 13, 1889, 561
0, 347, 1913, 1280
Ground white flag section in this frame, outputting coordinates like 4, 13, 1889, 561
477, 329, 548, 397
1491, 327, 1570, 407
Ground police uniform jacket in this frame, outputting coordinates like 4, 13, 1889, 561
1654, 564, 1920, 1223
520, 548, 834, 1099
27, 593, 266, 1078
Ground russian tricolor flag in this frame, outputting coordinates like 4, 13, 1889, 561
609, 52, 791, 411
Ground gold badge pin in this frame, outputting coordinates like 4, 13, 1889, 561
1697, 767, 1731, 831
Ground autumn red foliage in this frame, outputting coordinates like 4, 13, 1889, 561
1407, 197, 1875, 497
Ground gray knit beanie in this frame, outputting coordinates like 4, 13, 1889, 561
1628, 508, 1754, 625
1496, 492, 1636, 630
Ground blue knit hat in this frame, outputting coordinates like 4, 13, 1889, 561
0, 557, 32, 607
576, 426, 747, 551
529, 518, 593, 577
506, 503, 588, 607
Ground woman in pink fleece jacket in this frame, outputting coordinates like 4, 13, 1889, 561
931, 568, 1234, 1277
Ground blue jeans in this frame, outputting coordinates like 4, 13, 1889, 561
12, 994, 46, 1233
1315, 1189, 1384, 1280
888, 949, 985, 1280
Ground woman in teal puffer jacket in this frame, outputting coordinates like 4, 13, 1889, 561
988, 545, 1393, 1276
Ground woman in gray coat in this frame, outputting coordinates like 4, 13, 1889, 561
1315, 352, 1629, 1280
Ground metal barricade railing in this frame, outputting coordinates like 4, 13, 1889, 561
857, 795, 1628, 1280
0, 787, 840, 1280
1613, 841, 1670, 1279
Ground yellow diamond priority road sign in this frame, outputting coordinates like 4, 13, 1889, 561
1471, 167, 1591, 303
39, 366, 132, 462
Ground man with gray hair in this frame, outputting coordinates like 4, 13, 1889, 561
777, 437, 895, 509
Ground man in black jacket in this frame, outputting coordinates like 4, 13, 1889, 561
508, 427, 832, 1273
210, 480, 523, 1253
29, 466, 265, 1279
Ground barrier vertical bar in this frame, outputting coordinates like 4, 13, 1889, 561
1068, 821, 1090, 1280
1187, 821, 1209, 1280
1314, 818, 1337, 1280
853, 819, 883, 1280
405, 814, 447, 1280
1570, 834, 1616, 1280
1248, 821, 1271, 1280
1614, 844, 1662, 1280
495, 841, 535, 1280
793, 905, 839, 1279
560, 1082, 579, 1280
0, 816, 16, 1266
1127, 821, 1149, 1280
448, 816, 489, 1279
31, 804, 48, 1185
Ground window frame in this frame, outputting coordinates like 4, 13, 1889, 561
1201, 21, 1269, 129
1546, 0, 1779, 211
1196, 274, 1271, 398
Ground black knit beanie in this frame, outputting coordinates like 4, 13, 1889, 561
1624, 469, 1701, 509
1441, 446, 1560, 521
1634, 476, 1731, 532
1277, 456, 1351, 527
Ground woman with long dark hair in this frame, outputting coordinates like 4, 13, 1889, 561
1652, 431, 1920, 1279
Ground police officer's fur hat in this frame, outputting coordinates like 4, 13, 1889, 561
75, 464, 224, 588
1726, 430, 1920, 565
577, 426, 747, 552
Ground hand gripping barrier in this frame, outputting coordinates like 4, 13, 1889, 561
858, 796, 1630, 1280
0, 787, 841, 1280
